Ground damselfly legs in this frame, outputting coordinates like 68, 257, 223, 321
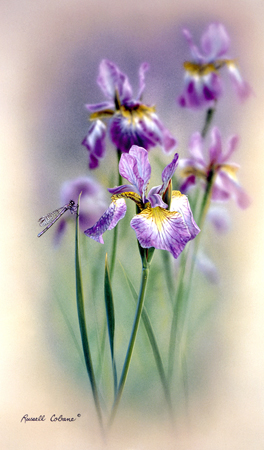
37, 200, 78, 237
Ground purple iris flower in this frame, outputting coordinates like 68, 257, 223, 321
178, 23, 251, 109
54, 176, 108, 244
82, 59, 177, 169
179, 127, 251, 208
84, 145, 200, 259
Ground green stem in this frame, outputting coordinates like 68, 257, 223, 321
108, 255, 150, 427
120, 261, 173, 417
110, 149, 122, 278
167, 250, 188, 384
75, 200, 104, 432
167, 170, 215, 382
201, 105, 216, 139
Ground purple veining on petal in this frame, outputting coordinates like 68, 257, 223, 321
130, 207, 194, 259
84, 198, 126, 243
170, 192, 200, 239
97, 59, 133, 102
129, 146, 151, 200
161, 153, 179, 191
147, 193, 168, 208
82, 120, 106, 170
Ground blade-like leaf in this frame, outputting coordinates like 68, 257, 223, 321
118, 261, 173, 418
104, 253, 117, 394
75, 195, 103, 430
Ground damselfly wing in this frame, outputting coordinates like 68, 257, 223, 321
38, 200, 77, 237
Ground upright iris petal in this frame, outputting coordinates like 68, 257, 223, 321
82, 60, 177, 168
85, 145, 200, 258
178, 23, 251, 109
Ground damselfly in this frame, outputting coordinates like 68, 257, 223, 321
37, 200, 78, 237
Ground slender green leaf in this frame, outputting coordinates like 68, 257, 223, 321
119, 261, 173, 418
75, 196, 104, 431
109, 253, 151, 427
104, 253, 117, 394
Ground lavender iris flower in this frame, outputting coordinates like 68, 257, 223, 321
178, 23, 251, 109
179, 127, 250, 208
54, 176, 108, 244
82, 60, 177, 169
84, 145, 200, 259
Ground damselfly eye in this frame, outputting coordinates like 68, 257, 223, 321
69, 200, 75, 207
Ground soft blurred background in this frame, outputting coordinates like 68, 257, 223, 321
1, 0, 264, 448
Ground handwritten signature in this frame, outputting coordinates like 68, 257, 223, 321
20, 414, 81, 423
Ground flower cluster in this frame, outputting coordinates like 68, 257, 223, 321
179, 126, 250, 208
178, 23, 251, 109
84, 145, 200, 259
38, 19, 252, 430
82, 60, 177, 169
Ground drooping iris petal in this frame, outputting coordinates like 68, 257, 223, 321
130, 206, 195, 259
207, 206, 231, 233
215, 170, 251, 209
179, 73, 222, 110
150, 116, 177, 154
227, 63, 252, 101
84, 198, 126, 243
82, 120, 106, 169
109, 113, 157, 153
170, 191, 200, 239
196, 251, 219, 284
55, 176, 108, 245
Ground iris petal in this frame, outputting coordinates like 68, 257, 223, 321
84, 198, 126, 243
131, 206, 195, 259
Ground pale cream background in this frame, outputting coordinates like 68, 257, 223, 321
1, 0, 264, 448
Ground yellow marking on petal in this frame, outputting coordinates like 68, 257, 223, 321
139, 206, 178, 232
180, 166, 206, 179
220, 164, 239, 179
118, 104, 156, 126
172, 190, 184, 199
111, 192, 144, 210
90, 109, 115, 120
183, 59, 235, 76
